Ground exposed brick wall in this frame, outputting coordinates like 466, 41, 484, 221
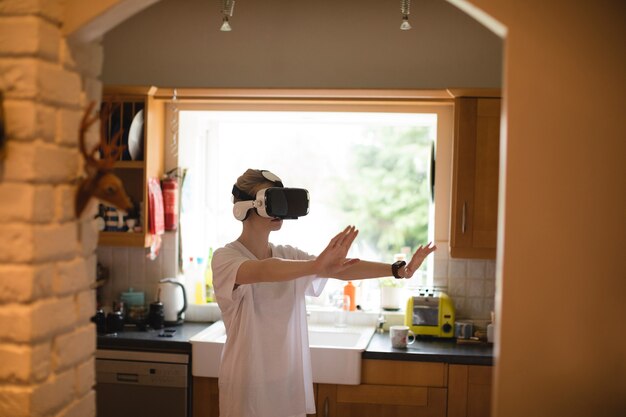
0, 1, 101, 416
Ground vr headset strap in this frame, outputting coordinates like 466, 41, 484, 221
232, 185, 254, 201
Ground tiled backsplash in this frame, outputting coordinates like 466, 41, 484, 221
97, 236, 495, 320
96, 233, 178, 310
433, 239, 496, 320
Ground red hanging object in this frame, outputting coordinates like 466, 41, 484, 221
161, 177, 179, 231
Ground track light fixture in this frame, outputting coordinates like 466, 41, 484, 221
220, 0, 235, 32
400, 0, 412, 30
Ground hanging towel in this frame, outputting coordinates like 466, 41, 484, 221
148, 177, 165, 235
147, 177, 165, 259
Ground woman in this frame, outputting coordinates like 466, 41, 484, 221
212, 169, 436, 417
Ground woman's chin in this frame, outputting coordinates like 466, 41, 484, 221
270, 218, 283, 229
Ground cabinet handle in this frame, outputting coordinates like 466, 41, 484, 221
324, 397, 329, 417
116, 373, 139, 383
462, 202, 467, 234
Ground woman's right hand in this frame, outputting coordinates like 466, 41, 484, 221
314, 226, 361, 277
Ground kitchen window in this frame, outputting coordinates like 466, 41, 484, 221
174, 94, 451, 310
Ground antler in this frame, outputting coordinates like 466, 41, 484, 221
79, 101, 125, 171
75, 101, 133, 217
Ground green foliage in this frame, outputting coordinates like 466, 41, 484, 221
334, 126, 431, 261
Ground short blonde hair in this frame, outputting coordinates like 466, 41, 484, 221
233, 169, 276, 202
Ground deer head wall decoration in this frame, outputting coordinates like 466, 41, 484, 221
75, 101, 133, 218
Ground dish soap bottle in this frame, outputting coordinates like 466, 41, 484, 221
343, 281, 356, 311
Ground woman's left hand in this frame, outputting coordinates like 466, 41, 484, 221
402, 242, 437, 278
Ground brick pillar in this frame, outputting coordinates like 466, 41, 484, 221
0, 1, 102, 416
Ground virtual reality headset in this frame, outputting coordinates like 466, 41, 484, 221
232, 171, 310, 221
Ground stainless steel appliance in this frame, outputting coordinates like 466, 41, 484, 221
96, 349, 189, 417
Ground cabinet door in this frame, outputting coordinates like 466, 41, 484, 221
193, 377, 219, 417
450, 97, 501, 259
448, 365, 493, 417
316, 384, 337, 417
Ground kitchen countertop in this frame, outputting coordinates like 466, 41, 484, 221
364, 331, 493, 366
97, 323, 493, 366
97, 322, 211, 354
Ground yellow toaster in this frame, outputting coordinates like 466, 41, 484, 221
404, 289, 455, 338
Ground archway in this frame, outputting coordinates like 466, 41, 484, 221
1, 2, 621, 417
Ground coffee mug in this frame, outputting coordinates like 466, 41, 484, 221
390, 325, 415, 349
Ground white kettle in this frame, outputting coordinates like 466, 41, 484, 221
158, 278, 187, 325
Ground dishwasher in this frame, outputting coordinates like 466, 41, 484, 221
96, 349, 190, 417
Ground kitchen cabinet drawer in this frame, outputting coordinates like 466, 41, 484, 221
361, 359, 447, 387
450, 97, 501, 259
317, 383, 446, 417
98, 86, 165, 247
338, 384, 428, 406
192, 377, 317, 417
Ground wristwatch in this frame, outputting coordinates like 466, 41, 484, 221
391, 260, 407, 279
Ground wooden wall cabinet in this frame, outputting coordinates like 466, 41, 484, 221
450, 97, 501, 259
98, 86, 165, 247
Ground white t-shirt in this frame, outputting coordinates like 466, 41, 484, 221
212, 241, 327, 417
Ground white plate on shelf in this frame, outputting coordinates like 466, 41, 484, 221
128, 109, 144, 160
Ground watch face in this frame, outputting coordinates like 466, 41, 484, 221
392, 261, 406, 278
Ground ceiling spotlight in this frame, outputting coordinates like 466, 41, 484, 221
400, 0, 412, 31
220, 16, 232, 32
220, 0, 235, 32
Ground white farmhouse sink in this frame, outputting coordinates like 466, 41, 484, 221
190, 321, 375, 385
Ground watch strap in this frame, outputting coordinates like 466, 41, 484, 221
391, 260, 407, 279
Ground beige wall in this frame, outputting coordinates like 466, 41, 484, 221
102, 0, 503, 88
461, 1, 626, 416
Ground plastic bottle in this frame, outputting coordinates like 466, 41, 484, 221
188, 257, 206, 305
205, 248, 214, 303
343, 281, 356, 311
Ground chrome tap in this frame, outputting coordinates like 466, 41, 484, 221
377, 313, 386, 333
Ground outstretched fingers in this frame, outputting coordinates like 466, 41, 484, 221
316, 226, 360, 277
330, 225, 352, 247
406, 242, 437, 274
340, 226, 358, 249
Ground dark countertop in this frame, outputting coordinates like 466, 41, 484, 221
97, 322, 211, 354
97, 322, 493, 366
364, 331, 493, 366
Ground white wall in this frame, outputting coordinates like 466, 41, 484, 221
0, 2, 102, 416
102, 0, 502, 89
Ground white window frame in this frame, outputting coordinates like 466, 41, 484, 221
163, 90, 455, 297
